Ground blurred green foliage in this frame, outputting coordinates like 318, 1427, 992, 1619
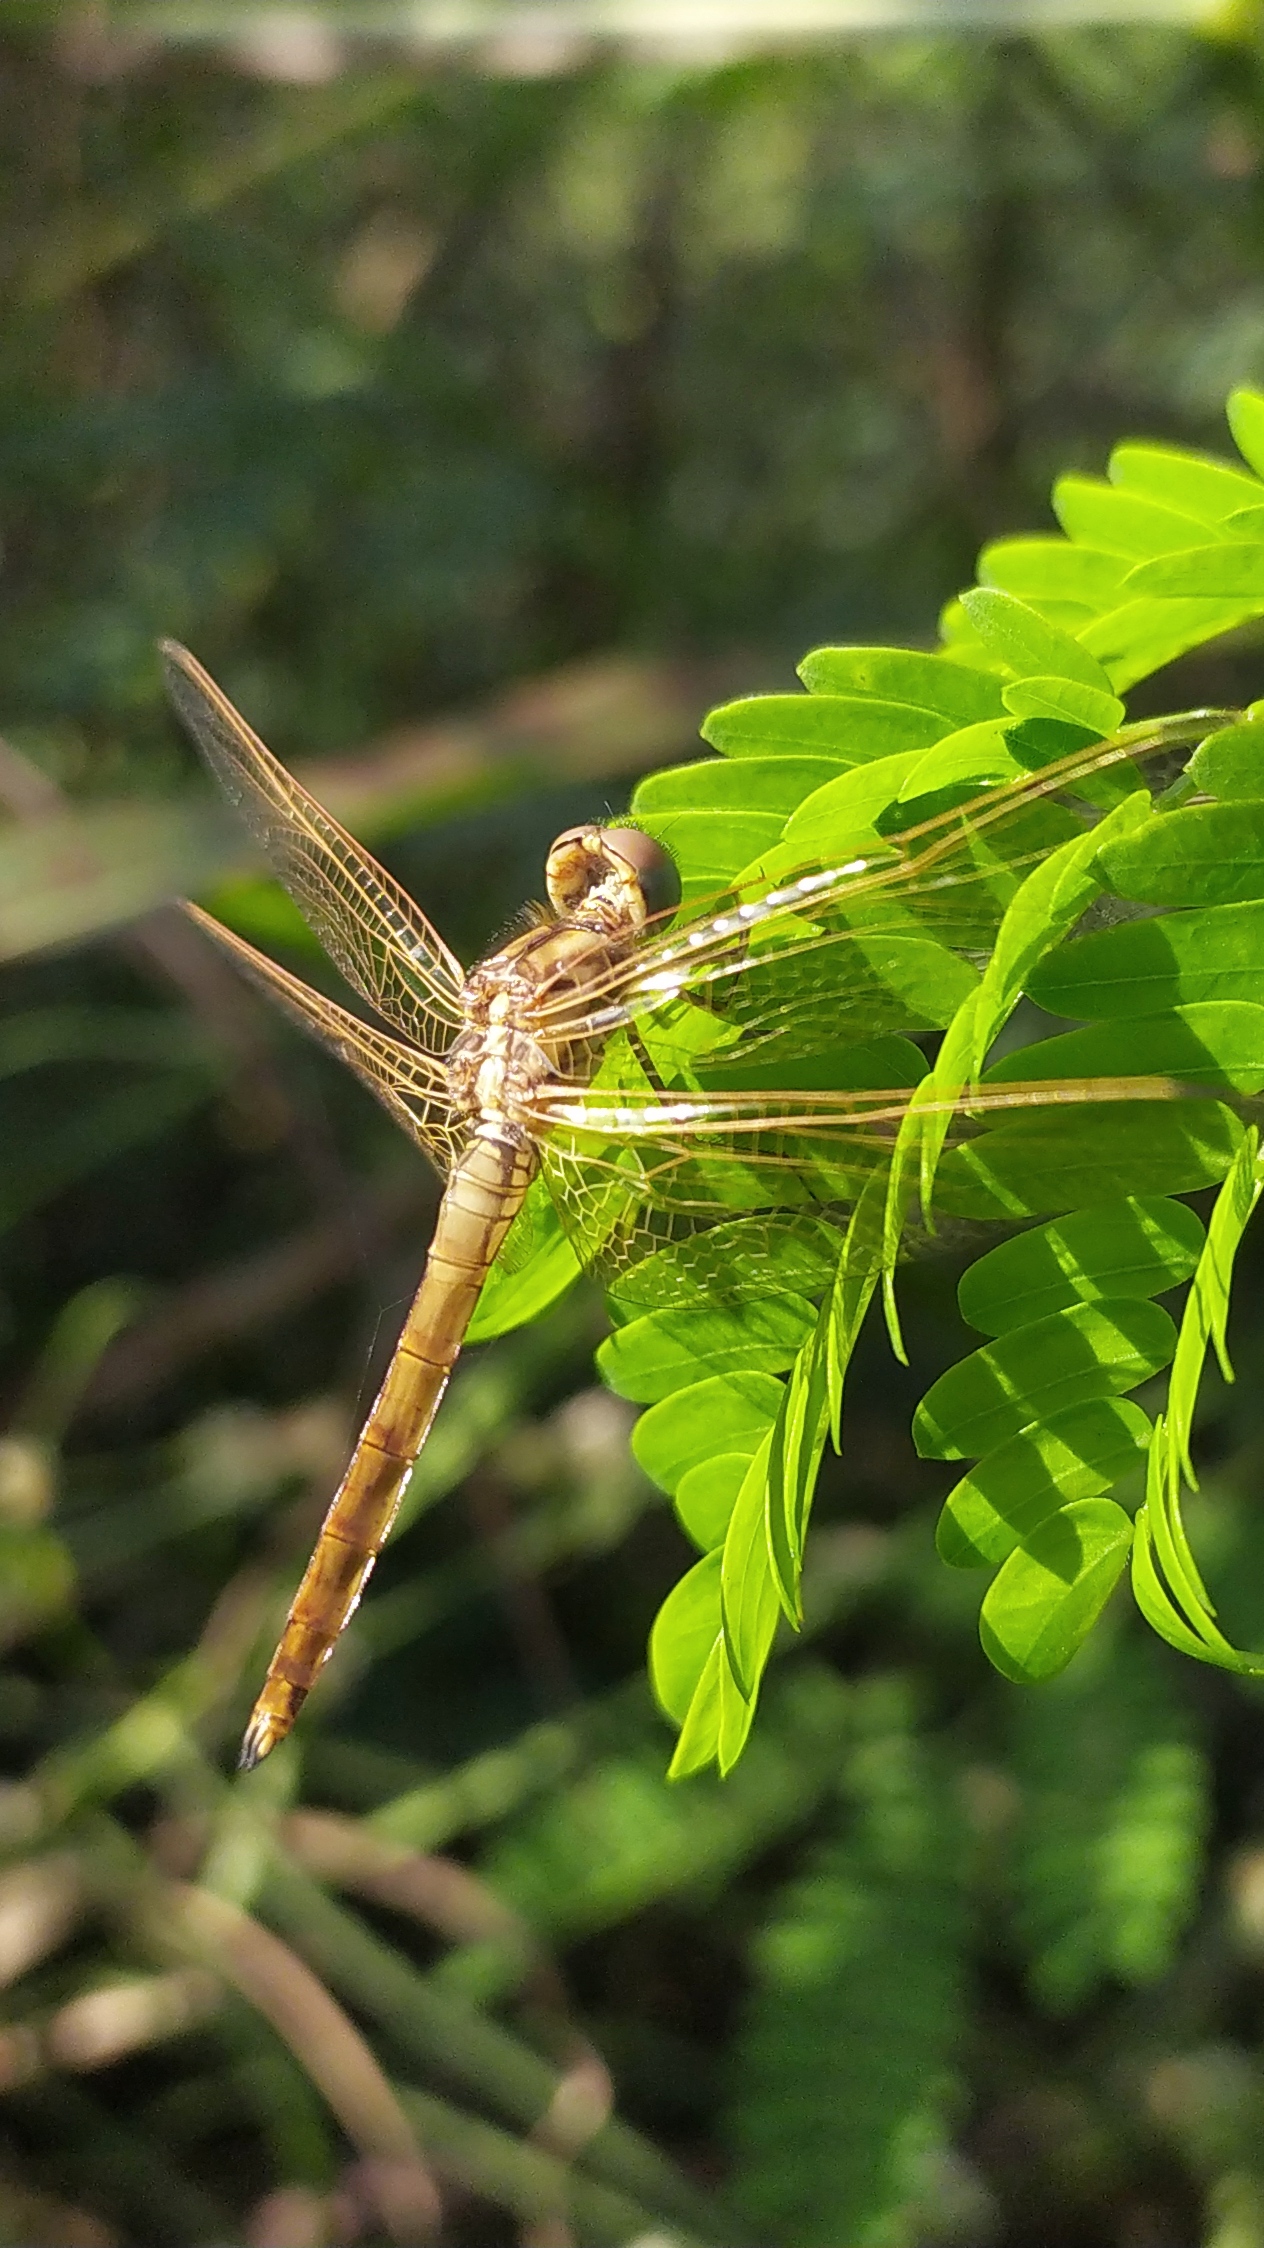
10, 9, 1264, 2246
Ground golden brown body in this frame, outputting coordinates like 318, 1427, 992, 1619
239, 1124, 537, 1767
234, 872, 655, 1769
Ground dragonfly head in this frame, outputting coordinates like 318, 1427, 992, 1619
545, 825, 680, 932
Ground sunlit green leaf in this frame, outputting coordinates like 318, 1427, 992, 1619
937, 1398, 1151, 1568
978, 536, 1127, 609
897, 718, 1024, 797
632, 754, 840, 814
1029, 900, 1264, 1017
701, 694, 946, 763
597, 1295, 814, 1404
913, 1298, 1176, 1463
631, 1372, 784, 1496
797, 645, 1005, 724
983, 1003, 1264, 1096
1188, 716, 1264, 798
1124, 544, 1264, 598
959, 588, 1117, 693
766, 1305, 831, 1622
1051, 475, 1211, 556
966, 787, 1149, 1076
979, 1497, 1134, 1682
667, 1640, 726, 1780
1080, 593, 1264, 691
1098, 801, 1264, 906
1227, 385, 1264, 480
649, 1549, 723, 1726
935, 1101, 1242, 1219
957, 1198, 1203, 1339
628, 805, 785, 892
720, 1435, 781, 1701
1001, 676, 1124, 733
779, 749, 929, 852
674, 1453, 753, 1551
1109, 439, 1263, 523
1163, 1131, 1264, 1492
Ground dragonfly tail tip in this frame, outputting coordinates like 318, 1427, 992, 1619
237, 1711, 279, 1773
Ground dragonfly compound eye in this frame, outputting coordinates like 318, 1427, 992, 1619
545, 825, 681, 924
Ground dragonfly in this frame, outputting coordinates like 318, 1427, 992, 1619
162, 641, 1231, 1767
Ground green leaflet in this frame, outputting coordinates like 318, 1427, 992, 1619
937, 1398, 1152, 1569
956, 1197, 1205, 1337
598, 1295, 814, 1404
1228, 385, 1264, 478
1001, 676, 1125, 733
1131, 1419, 1233, 1670
701, 693, 953, 763
632, 753, 842, 813
632, 1371, 784, 1496
611, 1214, 843, 1309
1189, 716, 1264, 798
1099, 801, 1264, 905
1081, 593, 1264, 693
913, 1297, 1177, 1463
765, 1297, 833, 1623
628, 805, 786, 893
983, 1002, 1264, 1096
1124, 543, 1264, 598
796, 644, 1006, 723
1109, 436, 1264, 522
1028, 898, 1264, 1017
963, 786, 1151, 1082
649, 1548, 723, 1726
960, 587, 1117, 695
1051, 475, 1213, 557
937, 1196, 1193, 1574
779, 748, 932, 853
666, 1639, 727, 1780
979, 1496, 1135, 1683
696, 1031, 926, 1095
674, 1453, 753, 1550
978, 536, 1128, 610
1164, 1132, 1264, 1491
897, 717, 1025, 797
935, 1101, 1242, 1219
720, 1434, 782, 1712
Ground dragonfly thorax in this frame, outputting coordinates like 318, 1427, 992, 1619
454, 901, 647, 1125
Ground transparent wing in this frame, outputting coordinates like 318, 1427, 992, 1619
163, 642, 466, 1054
517, 713, 1218, 1076
525, 1072, 1198, 1305
185, 903, 465, 1178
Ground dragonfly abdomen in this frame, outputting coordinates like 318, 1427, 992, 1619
238, 1125, 538, 1769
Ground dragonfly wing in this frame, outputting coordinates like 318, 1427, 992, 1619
163, 642, 466, 1053
186, 903, 464, 1177
527, 1072, 1195, 1305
